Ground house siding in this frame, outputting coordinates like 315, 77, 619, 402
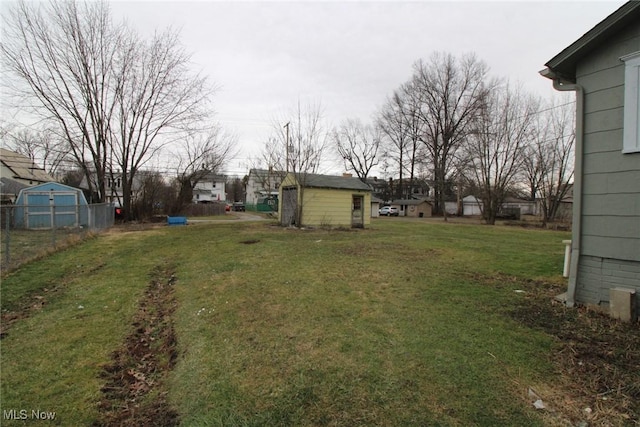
576, 255, 640, 305
246, 169, 283, 205
192, 175, 226, 203
405, 202, 432, 218
302, 187, 371, 227
574, 18, 640, 305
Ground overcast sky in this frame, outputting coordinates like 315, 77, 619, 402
6, 1, 629, 176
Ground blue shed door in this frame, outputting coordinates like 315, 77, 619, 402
25, 191, 79, 229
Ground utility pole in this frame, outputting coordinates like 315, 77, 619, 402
284, 122, 290, 172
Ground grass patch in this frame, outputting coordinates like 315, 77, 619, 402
3, 219, 635, 426
188, 214, 237, 221
0, 228, 94, 274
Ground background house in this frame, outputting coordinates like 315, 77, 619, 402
77, 170, 143, 206
371, 197, 383, 218
541, 1, 640, 318
495, 197, 538, 220
0, 148, 54, 186
245, 168, 283, 206
460, 195, 562, 219
0, 148, 54, 203
192, 173, 226, 203
366, 176, 431, 202
534, 184, 574, 221
389, 199, 432, 218
366, 177, 392, 202
279, 173, 372, 228
0, 178, 29, 204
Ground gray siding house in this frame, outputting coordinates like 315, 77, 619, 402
541, 1, 640, 314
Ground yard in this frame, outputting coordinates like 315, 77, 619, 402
1, 219, 637, 426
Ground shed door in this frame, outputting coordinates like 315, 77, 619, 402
281, 186, 297, 226
351, 195, 364, 228
25, 191, 79, 229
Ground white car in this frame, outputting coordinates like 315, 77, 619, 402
379, 206, 399, 216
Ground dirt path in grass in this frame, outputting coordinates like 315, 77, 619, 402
93, 265, 180, 427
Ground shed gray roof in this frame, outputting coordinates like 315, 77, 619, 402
544, 1, 640, 81
295, 173, 372, 191
390, 199, 432, 205
249, 168, 286, 177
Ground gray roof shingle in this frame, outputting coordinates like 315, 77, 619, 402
0, 148, 54, 183
292, 173, 372, 191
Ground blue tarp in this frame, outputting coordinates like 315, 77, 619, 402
167, 216, 187, 226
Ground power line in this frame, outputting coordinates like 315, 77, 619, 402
533, 100, 576, 116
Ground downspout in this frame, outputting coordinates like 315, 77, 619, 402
540, 69, 584, 307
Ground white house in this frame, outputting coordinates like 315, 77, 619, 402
245, 168, 284, 205
193, 173, 226, 203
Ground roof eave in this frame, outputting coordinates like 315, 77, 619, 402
544, 1, 640, 79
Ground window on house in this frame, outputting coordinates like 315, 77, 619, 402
622, 51, 640, 153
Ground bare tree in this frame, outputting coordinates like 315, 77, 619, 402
0, 120, 14, 140
2, 1, 120, 201
226, 176, 245, 203
377, 81, 426, 200
534, 99, 576, 225
412, 52, 491, 217
131, 170, 170, 220
464, 84, 538, 224
1, 0, 214, 220
378, 88, 410, 199
332, 118, 380, 181
401, 81, 428, 200
5, 125, 70, 178
111, 28, 213, 219
269, 100, 328, 175
171, 127, 237, 214
521, 115, 547, 201
264, 100, 329, 226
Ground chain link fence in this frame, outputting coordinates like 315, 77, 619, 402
1, 203, 114, 272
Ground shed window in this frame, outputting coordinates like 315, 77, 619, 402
622, 51, 640, 154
